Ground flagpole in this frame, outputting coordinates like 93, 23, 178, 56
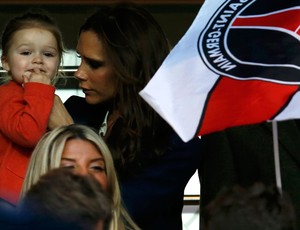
272, 120, 282, 194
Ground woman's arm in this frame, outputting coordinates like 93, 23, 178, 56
48, 95, 74, 130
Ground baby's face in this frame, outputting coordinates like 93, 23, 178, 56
2, 27, 59, 84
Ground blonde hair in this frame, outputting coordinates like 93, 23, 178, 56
20, 124, 140, 230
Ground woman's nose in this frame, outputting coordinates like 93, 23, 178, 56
74, 166, 89, 176
74, 66, 88, 80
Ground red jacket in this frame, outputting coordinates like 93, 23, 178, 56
0, 81, 55, 205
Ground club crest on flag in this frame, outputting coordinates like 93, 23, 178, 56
199, 0, 300, 83
140, 0, 300, 142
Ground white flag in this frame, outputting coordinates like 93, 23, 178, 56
140, 0, 300, 142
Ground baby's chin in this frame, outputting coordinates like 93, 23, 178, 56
13, 76, 24, 85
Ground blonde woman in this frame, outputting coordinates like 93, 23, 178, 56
20, 124, 140, 230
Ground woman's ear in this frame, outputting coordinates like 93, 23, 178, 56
1, 56, 10, 71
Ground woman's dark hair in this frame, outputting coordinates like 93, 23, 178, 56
79, 2, 173, 174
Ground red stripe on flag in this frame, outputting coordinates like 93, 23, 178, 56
198, 77, 299, 136
232, 9, 300, 34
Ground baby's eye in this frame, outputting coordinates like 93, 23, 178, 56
76, 54, 81, 58
20, 51, 31, 56
44, 52, 55, 57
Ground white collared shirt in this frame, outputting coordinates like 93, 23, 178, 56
99, 111, 109, 137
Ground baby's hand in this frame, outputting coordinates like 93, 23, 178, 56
23, 71, 30, 84
23, 68, 52, 85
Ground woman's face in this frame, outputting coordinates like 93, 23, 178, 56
75, 31, 116, 105
60, 138, 107, 190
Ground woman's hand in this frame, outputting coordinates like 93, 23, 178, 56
48, 95, 74, 130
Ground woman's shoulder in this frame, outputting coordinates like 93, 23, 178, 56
64, 95, 86, 107
64, 96, 110, 130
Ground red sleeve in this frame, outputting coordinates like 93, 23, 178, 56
0, 81, 55, 147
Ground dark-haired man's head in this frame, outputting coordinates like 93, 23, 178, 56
202, 182, 297, 230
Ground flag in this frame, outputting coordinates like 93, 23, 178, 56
139, 0, 300, 142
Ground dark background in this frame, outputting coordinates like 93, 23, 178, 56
0, 3, 202, 49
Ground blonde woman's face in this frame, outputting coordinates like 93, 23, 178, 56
60, 139, 107, 190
